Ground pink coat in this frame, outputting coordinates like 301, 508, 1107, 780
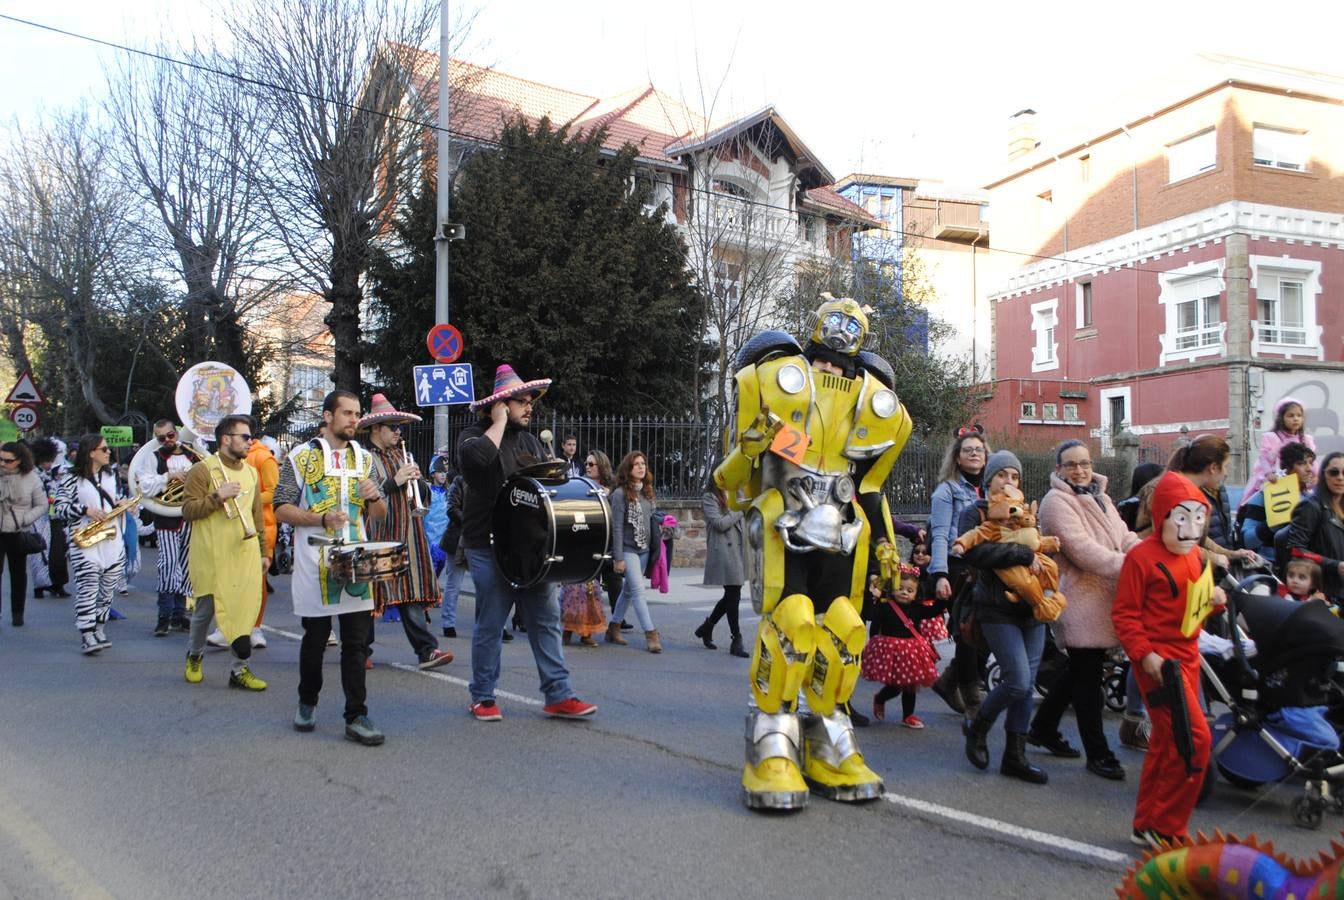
1240, 426, 1315, 509
1037, 471, 1140, 649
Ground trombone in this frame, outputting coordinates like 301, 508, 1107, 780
400, 440, 427, 518
207, 460, 258, 540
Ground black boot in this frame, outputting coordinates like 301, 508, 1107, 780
728, 634, 749, 658
931, 666, 965, 713
1000, 732, 1049, 784
693, 618, 717, 649
964, 714, 993, 770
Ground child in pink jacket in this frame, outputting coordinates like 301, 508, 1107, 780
1240, 397, 1314, 509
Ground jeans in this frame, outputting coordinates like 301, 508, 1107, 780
706, 584, 741, 637
395, 603, 439, 661
157, 591, 187, 619
440, 562, 465, 628
1125, 665, 1145, 716
609, 549, 653, 631
980, 619, 1046, 734
466, 548, 574, 705
1030, 646, 1111, 759
298, 612, 372, 723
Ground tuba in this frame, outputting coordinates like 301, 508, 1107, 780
129, 435, 206, 518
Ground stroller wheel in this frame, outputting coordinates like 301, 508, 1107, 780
1291, 794, 1325, 830
1102, 669, 1127, 714
1216, 762, 1265, 790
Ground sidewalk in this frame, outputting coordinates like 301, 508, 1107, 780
457, 564, 724, 606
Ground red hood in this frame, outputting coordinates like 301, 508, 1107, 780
1151, 471, 1208, 526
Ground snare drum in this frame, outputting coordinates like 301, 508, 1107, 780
491, 475, 610, 588
326, 541, 409, 585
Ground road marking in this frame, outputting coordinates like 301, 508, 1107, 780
0, 785, 114, 898
882, 793, 1130, 867
260, 626, 542, 706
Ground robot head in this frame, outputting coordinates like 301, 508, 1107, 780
806, 293, 872, 356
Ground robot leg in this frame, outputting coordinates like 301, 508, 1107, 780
800, 597, 884, 803
742, 593, 816, 811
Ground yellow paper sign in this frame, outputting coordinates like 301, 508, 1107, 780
1263, 473, 1301, 529
1180, 563, 1216, 638
769, 422, 810, 464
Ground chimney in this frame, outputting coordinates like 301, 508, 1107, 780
1008, 109, 1039, 161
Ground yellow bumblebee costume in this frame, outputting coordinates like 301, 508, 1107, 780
714, 295, 913, 810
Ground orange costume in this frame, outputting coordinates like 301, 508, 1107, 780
952, 484, 1066, 622
245, 438, 279, 624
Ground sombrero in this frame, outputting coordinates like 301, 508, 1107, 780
469, 364, 551, 411
357, 393, 423, 431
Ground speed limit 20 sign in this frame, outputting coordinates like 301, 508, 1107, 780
10, 404, 39, 432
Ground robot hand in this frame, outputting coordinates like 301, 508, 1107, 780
740, 408, 783, 460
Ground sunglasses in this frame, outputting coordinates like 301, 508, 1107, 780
0, 456, 16, 464
1326, 468, 1344, 478
585, 461, 597, 467
228, 432, 253, 442
156, 431, 177, 440
382, 423, 404, 432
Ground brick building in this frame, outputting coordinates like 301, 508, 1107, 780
980, 55, 1344, 476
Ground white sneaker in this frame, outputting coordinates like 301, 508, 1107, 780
206, 628, 228, 648
251, 628, 267, 649
326, 632, 337, 646
80, 632, 103, 655
94, 627, 111, 648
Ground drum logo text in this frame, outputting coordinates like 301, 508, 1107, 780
510, 487, 539, 509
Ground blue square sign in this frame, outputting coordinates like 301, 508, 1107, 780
412, 364, 474, 406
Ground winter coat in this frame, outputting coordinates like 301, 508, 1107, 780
956, 501, 1036, 625
701, 490, 746, 587
1286, 493, 1344, 599
0, 470, 47, 532
1037, 472, 1139, 649
1240, 399, 1315, 510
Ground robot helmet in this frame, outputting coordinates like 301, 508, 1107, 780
806, 293, 873, 357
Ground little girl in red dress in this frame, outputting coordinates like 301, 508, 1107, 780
862, 564, 942, 728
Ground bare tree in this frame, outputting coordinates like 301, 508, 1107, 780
105, 41, 284, 374
227, 0, 437, 391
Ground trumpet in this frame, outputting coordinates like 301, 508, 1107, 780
400, 440, 427, 518
72, 492, 143, 549
208, 460, 258, 540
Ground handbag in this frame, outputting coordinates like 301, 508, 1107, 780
951, 575, 987, 651
888, 600, 940, 664
9, 507, 46, 555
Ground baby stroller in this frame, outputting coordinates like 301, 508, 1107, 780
1203, 573, 1344, 828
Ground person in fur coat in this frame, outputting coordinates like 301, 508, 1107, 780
1027, 440, 1139, 781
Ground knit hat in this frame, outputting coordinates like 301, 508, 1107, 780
470, 364, 551, 411
356, 393, 422, 431
982, 450, 1022, 489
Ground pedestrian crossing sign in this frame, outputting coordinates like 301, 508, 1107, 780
412, 364, 474, 407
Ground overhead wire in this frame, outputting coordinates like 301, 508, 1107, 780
0, 11, 1260, 285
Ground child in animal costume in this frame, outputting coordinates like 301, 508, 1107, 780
952, 483, 1067, 622
1112, 471, 1225, 849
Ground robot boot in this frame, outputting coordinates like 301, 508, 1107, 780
742, 593, 816, 810
801, 598, 884, 802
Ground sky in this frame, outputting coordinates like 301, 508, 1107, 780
0, 0, 1338, 186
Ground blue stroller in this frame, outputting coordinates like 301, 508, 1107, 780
1203, 574, 1344, 828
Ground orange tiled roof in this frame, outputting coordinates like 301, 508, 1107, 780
802, 187, 881, 227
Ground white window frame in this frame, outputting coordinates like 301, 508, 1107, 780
1252, 126, 1308, 172
1062, 403, 1080, 421
1249, 255, 1323, 359
1099, 386, 1131, 455
1075, 281, 1093, 328
1020, 402, 1037, 420
1030, 297, 1059, 373
1157, 260, 1226, 366
1042, 402, 1058, 421
1167, 129, 1216, 183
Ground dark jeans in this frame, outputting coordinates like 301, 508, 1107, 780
298, 613, 373, 722
1030, 646, 1112, 759
0, 531, 28, 622
706, 584, 742, 637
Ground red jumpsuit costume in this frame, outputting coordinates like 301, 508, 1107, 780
1112, 472, 1216, 840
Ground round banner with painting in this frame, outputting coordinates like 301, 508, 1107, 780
175, 362, 253, 440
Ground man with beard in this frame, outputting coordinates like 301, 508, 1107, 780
132, 420, 196, 635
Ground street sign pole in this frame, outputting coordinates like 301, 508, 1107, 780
433, 0, 452, 457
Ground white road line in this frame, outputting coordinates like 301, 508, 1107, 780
882, 794, 1130, 866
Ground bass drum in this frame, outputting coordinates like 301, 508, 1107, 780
491, 475, 610, 589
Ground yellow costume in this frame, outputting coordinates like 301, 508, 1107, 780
184, 455, 264, 642
715, 295, 913, 810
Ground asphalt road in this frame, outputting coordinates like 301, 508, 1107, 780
1, 553, 1339, 898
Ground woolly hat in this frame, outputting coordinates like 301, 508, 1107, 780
356, 393, 422, 431
470, 364, 551, 411
982, 449, 1023, 489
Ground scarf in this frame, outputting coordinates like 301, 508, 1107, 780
1070, 478, 1105, 508
627, 491, 649, 550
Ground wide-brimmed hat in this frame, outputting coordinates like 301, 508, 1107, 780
357, 393, 423, 431
469, 364, 551, 411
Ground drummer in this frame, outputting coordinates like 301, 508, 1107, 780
273, 389, 389, 746
459, 364, 598, 722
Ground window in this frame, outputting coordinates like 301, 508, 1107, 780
1076, 282, 1093, 328
879, 193, 892, 220
1042, 403, 1058, 420
1020, 402, 1037, 419
1253, 127, 1307, 172
712, 179, 750, 198
1250, 255, 1323, 358
1167, 129, 1216, 182
1030, 298, 1059, 372
1079, 154, 1091, 184
1158, 262, 1225, 365
1257, 273, 1306, 344
1063, 403, 1079, 421
1099, 386, 1131, 454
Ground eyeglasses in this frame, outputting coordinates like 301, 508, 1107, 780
585, 461, 597, 468
0, 456, 16, 464
959, 446, 985, 456
1060, 460, 1093, 471
1326, 469, 1344, 478
94, 446, 110, 453
508, 399, 534, 408
228, 433, 253, 442
155, 431, 177, 440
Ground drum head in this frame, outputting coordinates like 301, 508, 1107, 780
492, 476, 552, 588
491, 475, 610, 588
514, 460, 568, 480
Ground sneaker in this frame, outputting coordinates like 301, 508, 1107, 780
344, 715, 385, 746
228, 666, 268, 691
901, 714, 925, 730
542, 697, 597, 719
417, 649, 454, 671
326, 631, 337, 647
80, 632, 103, 655
184, 653, 204, 684
154, 616, 171, 637
206, 628, 228, 648
1120, 715, 1151, 752
294, 703, 317, 732
501, 630, 514, 642
172, 615, 190, 632
1027, 729, 1082, 758
250, 628, 267, 649
93, 627, 111, 648
1130, 827, 1178, 850
470, 699, 503, 722
442, 627, 457, 638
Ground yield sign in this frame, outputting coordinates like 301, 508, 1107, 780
426, 323, 464, 364
5, 369, 43, 404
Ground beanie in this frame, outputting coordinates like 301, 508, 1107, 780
983, 450, 1023, 489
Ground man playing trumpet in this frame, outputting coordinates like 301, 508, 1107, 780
359, 394, 452, 671
180, 415, 269, 690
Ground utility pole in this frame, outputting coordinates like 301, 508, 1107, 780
433, 0, 451, 453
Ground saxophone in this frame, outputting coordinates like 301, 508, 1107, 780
71, 492, 143, 549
